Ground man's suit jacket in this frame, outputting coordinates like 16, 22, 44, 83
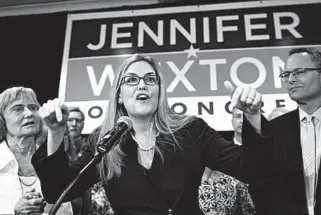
243, 109, 321, 215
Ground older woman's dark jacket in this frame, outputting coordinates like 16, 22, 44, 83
32, 117, 262, 215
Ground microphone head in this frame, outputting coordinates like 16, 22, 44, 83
117, 116, 133, 130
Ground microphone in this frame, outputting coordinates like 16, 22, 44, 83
49, 116, 132, 215
96, 116, 132, 154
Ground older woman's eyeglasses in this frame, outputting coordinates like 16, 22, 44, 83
121, 75, 159, 86
279, 68, 321, 82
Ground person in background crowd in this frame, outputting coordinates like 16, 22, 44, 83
65, 109, 114, 215
231, 107, 243, 146
267, 108, 289, 120
65, 107, 87, 164
241, 47, 321, 215
64, 106, 92, 215
0, 87, 73, 215
91, 181, 114, 215
32, 54, 264, 215
199, 107, 256, 215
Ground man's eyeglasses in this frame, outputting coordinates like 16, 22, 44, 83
279, 68, 321, 82
121, 75, 159, 86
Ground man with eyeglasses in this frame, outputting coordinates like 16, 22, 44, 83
240, 47, 321, 215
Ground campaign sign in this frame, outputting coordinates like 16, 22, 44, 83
60, 0, 321, 133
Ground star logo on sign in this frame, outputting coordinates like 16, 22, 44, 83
184, 45, 199, 59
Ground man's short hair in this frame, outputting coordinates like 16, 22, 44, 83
68, 106, 85, 121
288, 47, 321, 67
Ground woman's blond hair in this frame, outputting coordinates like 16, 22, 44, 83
98, 54, 194, 182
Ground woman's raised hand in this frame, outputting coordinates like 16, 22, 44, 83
224, 81, 262, 115
39, 98, 69, 132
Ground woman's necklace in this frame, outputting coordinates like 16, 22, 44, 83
131, 133, 156, 152
19, 174, 38, 187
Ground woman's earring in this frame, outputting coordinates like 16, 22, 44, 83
118, 98, 123, 104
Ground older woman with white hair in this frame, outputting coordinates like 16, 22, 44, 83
0, 87, 73, 215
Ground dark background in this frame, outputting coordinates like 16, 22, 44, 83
0, 12, 66, 103
0, 0, 261, 103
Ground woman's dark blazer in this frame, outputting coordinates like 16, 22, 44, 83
32, 117, 261, 215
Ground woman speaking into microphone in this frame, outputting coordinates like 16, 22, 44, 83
32, 54, 263, 215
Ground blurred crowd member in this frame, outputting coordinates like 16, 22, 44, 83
91, 181, 114, 215
64, 106, 92, 215
65, 108, 115, 215
65, 107, 87, 165
0, 87, 73, 215
231, 108, 243, 146
268, 108, 289, 120
199, 108, 256, 215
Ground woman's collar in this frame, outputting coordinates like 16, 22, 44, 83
0, 140, 18, 173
